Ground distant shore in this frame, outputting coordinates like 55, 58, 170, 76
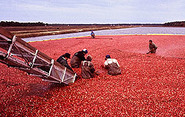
1, 25, 164, 38
1, 20, 184, 38
3, 25, 134, 38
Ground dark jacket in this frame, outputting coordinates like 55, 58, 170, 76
81, 60, 95, 79
70, 51, 85, 68
149, 43, 157, 53
57, 56, 73, 72
91, 32, 95, 38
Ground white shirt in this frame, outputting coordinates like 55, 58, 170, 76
104, 58, 120, 67
82, 60, 91, 66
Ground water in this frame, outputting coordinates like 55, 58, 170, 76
23, 27, 185, 42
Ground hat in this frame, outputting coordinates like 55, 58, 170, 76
64, 53, 70, 58
87, 55, 92, 61
82, 49, 88, 54
105, 55, 111, 59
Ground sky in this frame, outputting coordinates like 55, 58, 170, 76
0, 0, 185, 24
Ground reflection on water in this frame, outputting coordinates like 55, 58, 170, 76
23, 27, 185, 42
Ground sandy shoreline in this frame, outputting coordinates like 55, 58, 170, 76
4, 25, 133, 38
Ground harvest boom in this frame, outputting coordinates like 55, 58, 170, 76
0, 27, 76, 84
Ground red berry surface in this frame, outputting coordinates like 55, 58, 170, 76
0, 35, 185, 116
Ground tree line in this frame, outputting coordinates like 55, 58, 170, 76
1, 21, 185, 27
0, 21, 48, 26
164, 21, 185, 27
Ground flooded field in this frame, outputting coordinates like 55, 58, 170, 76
22, 27, 185, 59
23, 27, 185, 42
1, 27, 185, 116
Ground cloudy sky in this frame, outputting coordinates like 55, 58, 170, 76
0, 0, 185, 24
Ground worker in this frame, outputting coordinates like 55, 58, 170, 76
147, 40, 158, 54
70, 49, 88, 68
91, 30, 95, 38
104, 55, 121, 75
81, 55, 95, 79
57, 53, 74, 72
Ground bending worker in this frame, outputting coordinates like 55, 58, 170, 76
57, 53, 74, 72
81, 55, 95, 79
70, 49, 88, 68
91, 30, 95, 38
104, 55, 121, 75
147, 40, 158, 54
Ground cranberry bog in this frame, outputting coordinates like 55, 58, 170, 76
0, 34, 185, 116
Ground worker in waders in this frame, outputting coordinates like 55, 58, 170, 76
104, 55, 121, 75
70, 49, 88, 68
147, 40, 158, 54
91, 30, 95, 38
57, 53, 74, 72
81, 55, 95, 79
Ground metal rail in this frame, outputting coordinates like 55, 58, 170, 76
0, 27, 76, 84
